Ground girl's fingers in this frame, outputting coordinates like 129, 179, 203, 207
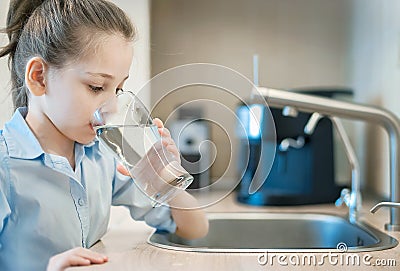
153, 118, 172, 137
159, 127, 171, 137
117, 164, 130, 176
167, 145, 181, 160
161, 136, 175, 147
82, 255, 108, 264
153, 118, 164, 129
74, 248, 108, 264
67, 255, 91, 266
162, 138, 180, 154
48, 247, 108, 271
151, 117, 182, 161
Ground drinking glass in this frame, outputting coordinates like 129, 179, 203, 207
91, 90, 194, 206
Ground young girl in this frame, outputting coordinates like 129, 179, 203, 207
0, 1, 208, 270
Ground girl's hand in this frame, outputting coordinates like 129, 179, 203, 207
153, 118, 181, 163
46, 247, 108, 271
116, 117, 181, 176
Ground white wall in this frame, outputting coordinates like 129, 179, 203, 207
348, 0, 400, 198
0, 0, 150, 127
0, 0, 13, 127
151, 0, 352, 89
112, 0, 151, 107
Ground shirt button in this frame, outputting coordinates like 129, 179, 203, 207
78, 198, 85, 206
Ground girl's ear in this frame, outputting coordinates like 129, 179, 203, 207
25, 57, 48, 96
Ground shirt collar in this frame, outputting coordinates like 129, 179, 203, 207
3, 107, 98, 160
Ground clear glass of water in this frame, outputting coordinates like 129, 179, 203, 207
92, 90, 194, 206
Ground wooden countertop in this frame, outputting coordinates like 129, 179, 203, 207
67, 190, 400, 270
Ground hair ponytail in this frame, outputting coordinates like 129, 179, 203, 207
0, 0, 46, 109
1, 0, 136, 111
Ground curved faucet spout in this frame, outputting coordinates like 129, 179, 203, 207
254, 87, 400, 231
371, 202, 400, 214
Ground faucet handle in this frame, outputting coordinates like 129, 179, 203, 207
370, 202, 400, 213
304, 112, 323, 135
278, 136, 305, 152
282, 106, 298, 117
335, 188, 351, 207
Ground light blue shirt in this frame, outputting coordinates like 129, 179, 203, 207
0, 108, 176, 271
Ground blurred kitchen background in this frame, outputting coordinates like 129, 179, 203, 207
1, 0, 400, 200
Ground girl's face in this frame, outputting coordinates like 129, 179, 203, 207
42, 34, 134, 144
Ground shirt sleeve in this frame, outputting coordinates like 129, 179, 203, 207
111, 163, 176, 233
0, 154, 11, 240
0, 187, 10, 235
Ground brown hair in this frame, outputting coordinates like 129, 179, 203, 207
0, 0, 136, 110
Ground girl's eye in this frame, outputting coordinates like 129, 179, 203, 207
89, 85, 104, 93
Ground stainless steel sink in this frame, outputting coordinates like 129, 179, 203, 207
148, 212, 398, 252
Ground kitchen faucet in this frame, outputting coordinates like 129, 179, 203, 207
253, 87, 400, 231
275, 108, 360, 222
331, 116, 361, 224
